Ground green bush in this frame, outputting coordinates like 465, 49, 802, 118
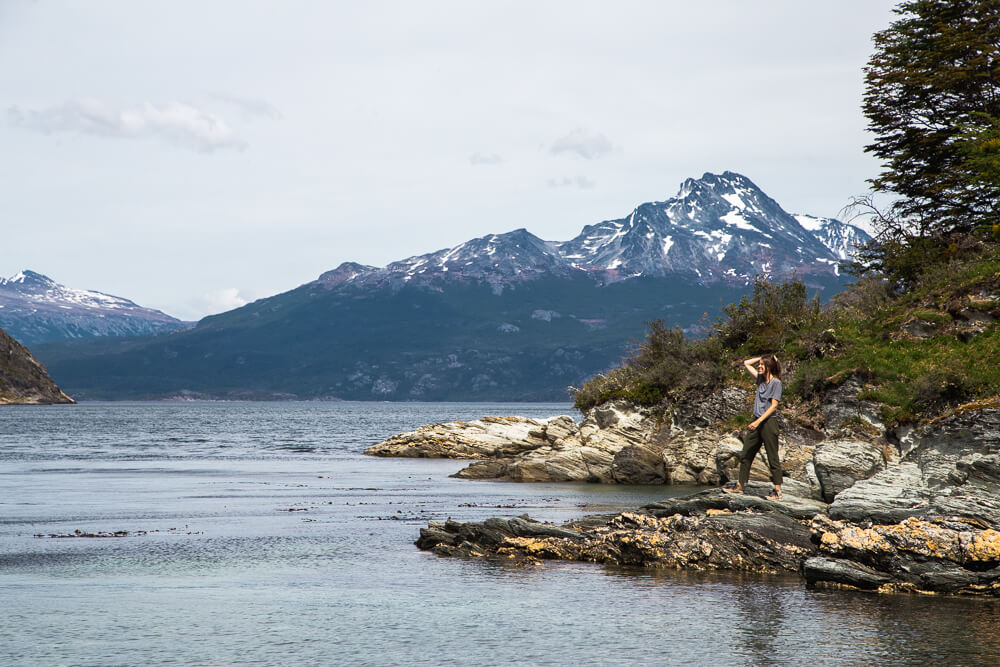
713, 277, 821, 351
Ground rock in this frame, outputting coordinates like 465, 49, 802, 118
416, 494, 818, 574
829, 399, 1000, 530
504, 445, 616, 483
610, 441, 668, 484
365, 415, 556, 459
902, 317, 939, 339
369, 391, 817, 487
821, 377, 884, 432
813, 439, 888, 502
0, 327, 74, 405
644, 488, 827, 522
802, 557, 893, 590
672, 385, 746, 429
367, 399, 653, 483
805, 514, 1000, 594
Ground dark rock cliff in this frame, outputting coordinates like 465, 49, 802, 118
0, 327, 74, 404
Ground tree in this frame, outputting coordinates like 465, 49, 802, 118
862, 1, 1000, 245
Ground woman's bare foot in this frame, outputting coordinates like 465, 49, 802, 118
724, 485, 744, 494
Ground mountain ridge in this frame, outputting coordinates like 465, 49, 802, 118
313, 171, 867, 295
0, 270, 190, 345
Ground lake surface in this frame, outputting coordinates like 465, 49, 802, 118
2, 401, 999, 666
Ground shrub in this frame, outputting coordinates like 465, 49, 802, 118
912, 368, 974, 412
713, 277, 820, 351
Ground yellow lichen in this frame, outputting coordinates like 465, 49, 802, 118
966, 530, 1000, 562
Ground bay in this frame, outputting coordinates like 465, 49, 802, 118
2, 402, 998, 666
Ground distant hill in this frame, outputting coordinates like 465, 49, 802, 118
0, 270, 190, 345
35, 172, 869, 401
0, 326, 73, 404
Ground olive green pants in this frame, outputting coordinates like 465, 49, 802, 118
739, 416, 782, 486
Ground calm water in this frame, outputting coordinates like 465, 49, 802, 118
2, 402, 999, 666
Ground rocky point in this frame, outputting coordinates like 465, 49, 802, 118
369, 381, 1000, 597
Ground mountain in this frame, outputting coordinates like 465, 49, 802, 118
0, 326, 74, 404
0, 270, 190, 345
34, 172, 870, 401
320, 172, 866, 294
793, 214, 872, 261
556, 171, 849, 283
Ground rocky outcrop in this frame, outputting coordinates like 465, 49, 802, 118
802, 399, 1000, 595
413, 397, 1000, 597
827, 400, 1000, 529
365, 415, 551, 460
457, 402, 653, 483
0, 327, 74, 405
417, 489, 819, 573
366, 401, 660, 483
821, 377, 884, 432
366, 390, 823, 487
804, 515, 1000, 595
813, 439, 889, 503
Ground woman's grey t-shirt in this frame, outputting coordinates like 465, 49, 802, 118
753, 376, 782, 418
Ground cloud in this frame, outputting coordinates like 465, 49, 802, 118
469, 152, 502, 166
547, 175, 596, 190
208, 92, 282, 120
550, 128, 613, 160
8, 98, 246, 152
198, 288, 250, 314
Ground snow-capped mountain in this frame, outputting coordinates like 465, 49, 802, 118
0, 270, 189, 345
319, 172, 870, 293
319, 228, 573, 294
794, 214, 872, 261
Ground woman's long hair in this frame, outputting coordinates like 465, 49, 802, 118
762, 355, 781, 379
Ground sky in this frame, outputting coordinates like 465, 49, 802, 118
1, 1, 898, 321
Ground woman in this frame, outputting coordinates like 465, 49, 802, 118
726, 355, 783, 500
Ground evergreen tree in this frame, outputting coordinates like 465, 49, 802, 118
862, 1, 1000, 251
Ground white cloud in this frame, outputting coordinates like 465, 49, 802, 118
550, 128, 613, 160
469, 152, 502, 166
8, 98, 246, 152
547, 175, 596, 190
199, 288, 249, 314
208, 92, 282, 120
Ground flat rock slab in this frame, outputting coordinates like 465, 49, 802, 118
644, 488, 828, 522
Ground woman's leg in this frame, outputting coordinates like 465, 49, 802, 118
761, 417, 782, 488
738, 427, 763, 488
